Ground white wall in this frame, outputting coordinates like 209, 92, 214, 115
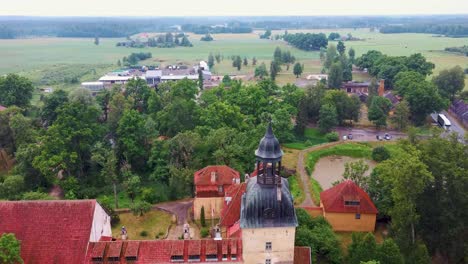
89, 202, 112, 242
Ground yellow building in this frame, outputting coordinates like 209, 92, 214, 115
320, 180, 378, 232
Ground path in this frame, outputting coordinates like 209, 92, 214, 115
154, 199, 194, 239
297, 142, 344, 207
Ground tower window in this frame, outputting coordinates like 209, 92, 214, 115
266, 259, 271, 264
265, 242, 272, 251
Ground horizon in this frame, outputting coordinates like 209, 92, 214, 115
2, 0, 468, 17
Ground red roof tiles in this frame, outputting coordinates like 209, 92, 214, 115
320, 180, 378, 214
0, 200, 97, 264
194, 165, 240, 187
294, 246, 312, 264
220, 183, 246, 227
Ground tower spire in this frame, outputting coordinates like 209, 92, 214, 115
254, 122, 283, 186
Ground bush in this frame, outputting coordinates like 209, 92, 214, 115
140, 230, 148, 237
141, 187, 159, 204
200, 227, 209, 238
130, 201, 152, 216
200, 206, 206, 227
21, 191, 52, 200
372, 146, 390, 162
325, 132, 339, 142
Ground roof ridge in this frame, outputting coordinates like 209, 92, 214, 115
220, 183, 245, 225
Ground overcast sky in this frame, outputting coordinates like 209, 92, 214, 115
2, 0, 467, 16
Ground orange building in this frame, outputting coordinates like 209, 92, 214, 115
320, 180, 378, 232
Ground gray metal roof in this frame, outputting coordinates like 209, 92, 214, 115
255, 123, 283, 162
240, 177, 298, 229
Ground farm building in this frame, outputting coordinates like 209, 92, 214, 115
449, 99, 468, 128
320, 180, 378, 232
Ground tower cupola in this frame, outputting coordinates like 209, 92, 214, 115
254, 122, 283, 186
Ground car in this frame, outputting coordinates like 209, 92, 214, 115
376, 135, 383, 141
384, 133, 391, 140
347, 133, 353, 140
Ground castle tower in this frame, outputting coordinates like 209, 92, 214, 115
240, 123, 298, 264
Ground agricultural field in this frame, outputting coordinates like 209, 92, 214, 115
0, 28, 466, 92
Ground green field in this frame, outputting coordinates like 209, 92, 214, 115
0, 29, 466, 90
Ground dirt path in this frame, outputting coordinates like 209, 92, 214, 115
297, 142, 344, 207
154, 199, 194, 239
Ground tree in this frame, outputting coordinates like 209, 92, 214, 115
328, 62, 343, 89
337, 41, 346, 55
269, 60, 281, 80
254, 63, 268, 79
130, 201, 151, 216
272, 108, 295, 143
324, 44, 338, 69
391, 100, 410, 131
273, 47, 282, 62
117, 59, 121, 66
318, 104, 338, 133
243, 57, 248, 66
0, 74, 34, 108
94, 36, 99, 45
121, 165, 141, 206
208, 53, 215, 69
0, 175, 24, 200
69, 87, 95, 106
222, 75, 231, 86
200, 206, 206, 227
252, 57, 257, 65
91, 143, 120, 208
293, 62, 303, 78
348, 47, 356, 64
406, 81, 446, 125
394, 71, 426, 97
371, 146, 390, 162
377, 239, 404, 264
198, 69, 203, 90
342, 160, 370, 190
368, 96, 392, 128
233, 56, 242, 71
40, 90, 69, 126
347, 232, 377, 264
0, 233, 23, 264
432, 65, 465, 101
117, 109, 147, 167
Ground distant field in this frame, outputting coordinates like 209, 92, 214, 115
0, 29, 466, 90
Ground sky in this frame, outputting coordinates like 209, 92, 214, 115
1, 0, 467, 17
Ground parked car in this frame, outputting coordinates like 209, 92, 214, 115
347, 133, 353, 140
384, 133, 391, 140
376, 135, 383, 141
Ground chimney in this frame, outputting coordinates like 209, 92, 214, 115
211, 172, 217, 184
378, 79, 385, 96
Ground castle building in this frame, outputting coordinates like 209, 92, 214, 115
240, 123, 298, 264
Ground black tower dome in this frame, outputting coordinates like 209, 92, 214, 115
255, 122, 283, 162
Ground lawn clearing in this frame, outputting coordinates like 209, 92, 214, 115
283, 128, 329, 150
112, 209, 173, 240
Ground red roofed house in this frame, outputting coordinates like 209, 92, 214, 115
320, 180, 378, 232
193, 165, 241, 220
0, 200, 112, 264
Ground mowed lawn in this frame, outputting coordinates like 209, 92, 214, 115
112, 210, 173, 240
0, 29, 466, 89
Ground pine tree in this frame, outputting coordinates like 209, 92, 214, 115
293, 62, 303, 78
200, 206, 206, 227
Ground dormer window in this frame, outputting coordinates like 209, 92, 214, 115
218, 185, 223, 193
344, 200, 360, 206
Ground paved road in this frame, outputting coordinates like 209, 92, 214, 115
154, 199, 194, 239
432, 111, 466, 143
297, 142, 344, 207
336, 127, 407, 141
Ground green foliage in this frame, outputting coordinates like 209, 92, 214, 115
293, 62, 303, 77
254, 63, 268, 78
371, 146, 390, 162
130, 201, 152, 216
288, 175, 305, 205
200, 206, 206, 227
21, 191, 52, 200
40, 90, 69, 126
348, 233, 403, 264
294, 208, 342, 264
325, 132, 339, 142
318, 104, 338, 133
337, 41, 346, 55
328, 62, 343, 88
117, 109, 147, 166
139, 230, 148, 237
368, 96, 392, 128
342, 160, 370, 190
432, 65, 465, 101
283, 32, 328, 51
0, 175, 25, 200
391, 100, 410, 131
201, 34, 214, 41
0, 74, 34, 108
0, 233, 23, 264
269, 60, 281, 80
200, 227, 209, 238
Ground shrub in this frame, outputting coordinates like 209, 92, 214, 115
141, 187, 159, 204
200, 206, 206, 227
140, 230, 148, 237
200, 227, 209, 238
325, 132, 339, 142
372, 146, 390, 162
130, 201, 152, 216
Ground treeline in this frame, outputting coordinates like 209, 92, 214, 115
444, 45, 468, 56
380, 24, 468, 37
121, 52, 152, 66
283, 33, 328, 51
181, 24, 252, 34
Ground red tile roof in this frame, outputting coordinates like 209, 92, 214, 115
220, 183, 246, 227
194, 165, 240, 187
320, 180, 378, 214
0, 200, 97, 264
294, 246, 312, 264
85, 239, 242, 263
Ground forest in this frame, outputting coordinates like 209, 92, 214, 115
380, 24, 468, 37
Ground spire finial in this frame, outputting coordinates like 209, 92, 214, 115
265, 121, 274, 138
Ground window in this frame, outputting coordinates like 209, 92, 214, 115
91, 257, 103, 262
107, 257, 120, 261
218, 185, 223, 193
188, 255, 200, 262
170, 255, 184, 262
266, 259, 272, 264
222, 254, 228, 260
206, 254, 218, 261
231, 254, 237, 260
125, 256, 137, 261
265, 242, 272, 251
355, 213, 361, 219
345, 200, 360, 206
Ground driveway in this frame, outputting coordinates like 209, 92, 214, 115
154, 199, 194, 239
336, 127, 407, 142
432, 111, 466, 143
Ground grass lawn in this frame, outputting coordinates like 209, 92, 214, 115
283, 128, 329, 150
281, 147, 300, 170
112, 210, 173, 240
288, 174, 305, 205
305, 142, 373, 204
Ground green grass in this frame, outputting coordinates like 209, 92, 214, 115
283, 128, 329, 150
288, 174, 305, 205
305, 142, 373, 204
112, 210, 172, 240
